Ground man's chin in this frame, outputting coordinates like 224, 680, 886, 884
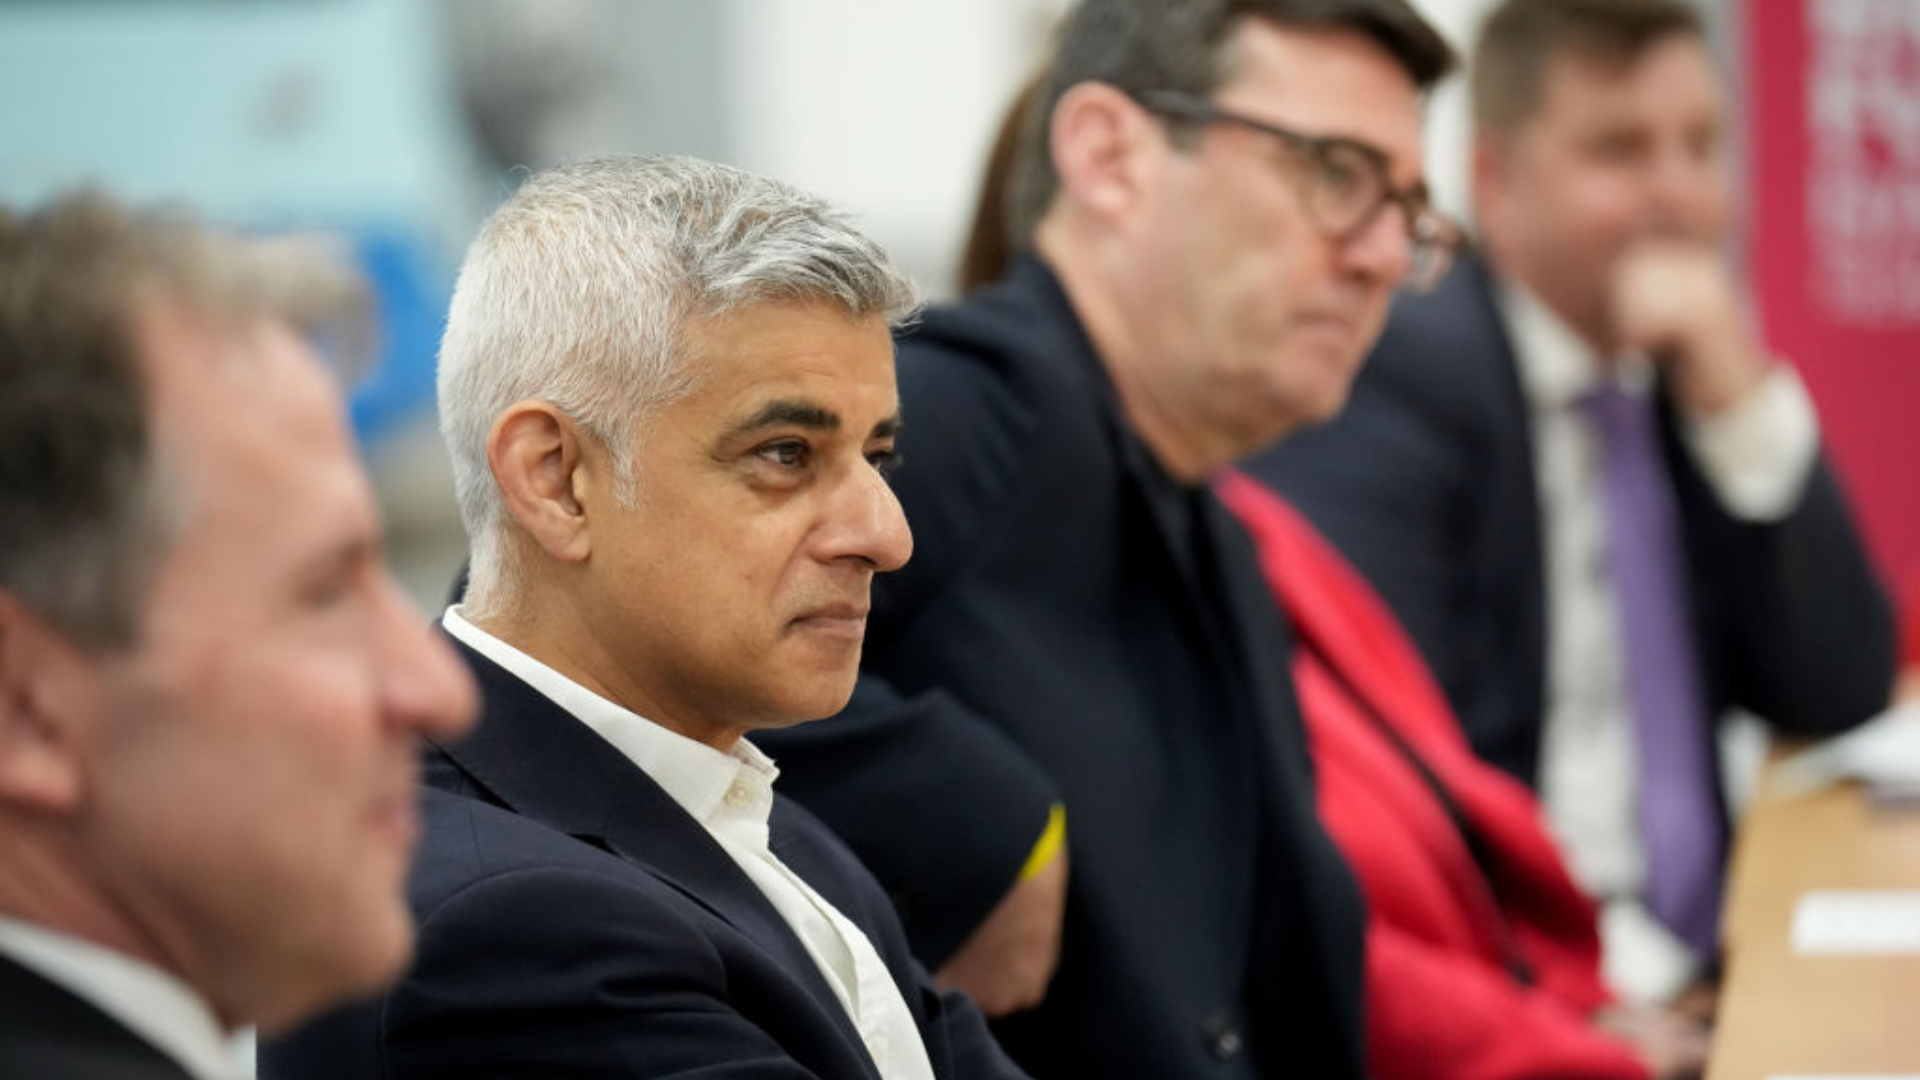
1300, 382, 1356, 428
254, 912, 413, 1036
767, 668, 862, 727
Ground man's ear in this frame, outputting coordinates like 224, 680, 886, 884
1469, 129, 1512, 239
0, 595, 94, 814
486, 400, 597, 565
1049, 81, 1161, 224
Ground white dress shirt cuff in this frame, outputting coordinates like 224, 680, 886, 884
1680, 364, 1820, 522
1600, 899, 1705, 1006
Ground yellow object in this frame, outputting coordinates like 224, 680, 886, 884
1018, 803, 1067, 881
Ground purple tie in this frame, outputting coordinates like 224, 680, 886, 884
1580, 383, 1725, 957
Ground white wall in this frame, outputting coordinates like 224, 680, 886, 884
714, 0, 1491, 298
1408, 0, 1497, 224
721, 0, 1065, 296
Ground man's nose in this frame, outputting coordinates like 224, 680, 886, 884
375, 578, 479, 742
1339, 201, 1416, 285
824, 464, 914, 573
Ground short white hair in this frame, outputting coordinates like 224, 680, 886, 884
438, 155, 919, 611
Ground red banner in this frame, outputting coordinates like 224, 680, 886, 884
1747, 0, 1920, 654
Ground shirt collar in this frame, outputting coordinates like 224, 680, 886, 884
0, 916, 245, 1080
1496, 279, 1654, 413
441, 606, 777, 832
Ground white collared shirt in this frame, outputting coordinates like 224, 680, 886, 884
1498, 283, 1819, 1004
443, 607, 937, 1080
0, 916, 250, 1080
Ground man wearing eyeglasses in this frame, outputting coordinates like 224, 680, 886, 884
1251, 0, 1892, 1013
753, 2, 1454, 1078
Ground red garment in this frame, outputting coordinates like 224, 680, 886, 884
1217, 471, 1649, 1080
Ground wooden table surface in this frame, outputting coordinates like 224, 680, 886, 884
1706, 763, 1920, 1080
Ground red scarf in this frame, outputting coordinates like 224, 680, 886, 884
1219, 470, 1646, 1080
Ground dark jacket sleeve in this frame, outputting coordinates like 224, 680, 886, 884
772, 799, 1035, 1080
762, 680, 1057, 966
264, 864, 834, 1080
1666, 431, 1895, 736
399, 867, 835, 1079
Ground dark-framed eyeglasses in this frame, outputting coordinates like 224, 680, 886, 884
1130, 89, 1460, 292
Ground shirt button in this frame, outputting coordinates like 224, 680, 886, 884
725, 782, 755, 809
1200, 1012, 1244, 1061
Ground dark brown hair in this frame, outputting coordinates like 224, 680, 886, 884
1471, 0, 1704, 137
1006, 0, 1456, 248
0, 193, 369, 649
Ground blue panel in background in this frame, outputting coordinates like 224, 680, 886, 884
346, 228, 451, 443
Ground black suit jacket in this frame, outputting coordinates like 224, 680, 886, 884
263, 638, 1027, 1080
1247, 251, 1894, 799
0, 955, 195, 1080
757, 257, 1367, 1080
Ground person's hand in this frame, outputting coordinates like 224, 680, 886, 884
1595, 1003, 1712, 1080
1667, 976, 1720, 1028
1612, 242, 1770, 416
932, 844, 1068, 1016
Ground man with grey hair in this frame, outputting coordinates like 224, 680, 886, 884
754, 0, 1455, 1078
0, 192, 477, 1078
264, 155, 1031, 1080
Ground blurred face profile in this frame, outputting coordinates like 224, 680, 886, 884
1122, 18, 1427, 454
575, 300, 912, 747
1475, 33, 1731, 350
78, 305, 476, 1032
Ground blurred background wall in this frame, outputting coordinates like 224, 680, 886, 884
14, 0, 1916, 637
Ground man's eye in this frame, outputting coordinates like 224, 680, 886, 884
1686, 127, 1721, 164
304, 580, 351, 609
1588, 132, 1648, 164
1313, 152, 1370, 198
758, 441, 810, 468
300, 567, 363, 612
868, 447, 902, 477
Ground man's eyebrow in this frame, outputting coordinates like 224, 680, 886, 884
293, 531, 381, 592
718, 400, 903, 448
728, 399, 842, 438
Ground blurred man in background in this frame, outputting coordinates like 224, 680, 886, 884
1251, 0, 1893, 1008
757, 1, 1457, 1077
0, 192, 477, 1078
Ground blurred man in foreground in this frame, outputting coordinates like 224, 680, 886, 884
0, 193, 477, 1078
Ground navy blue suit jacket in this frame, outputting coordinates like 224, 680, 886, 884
757, 257, 1367, 1080
262, 638, 1028, 1080
1247, 251, 1894, 799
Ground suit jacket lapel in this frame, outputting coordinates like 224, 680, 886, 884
1199, 494, 1321, 777
0, 955, 197, 1080
428, 636, 871, 1059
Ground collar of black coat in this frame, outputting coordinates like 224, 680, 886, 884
0, 954, 198, 1080
421, 630, 875, 1058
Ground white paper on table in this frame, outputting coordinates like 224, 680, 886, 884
1790, 890, 1920, 954
1770, 702, 1920, 801
1766, 1068, 1920, 1076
